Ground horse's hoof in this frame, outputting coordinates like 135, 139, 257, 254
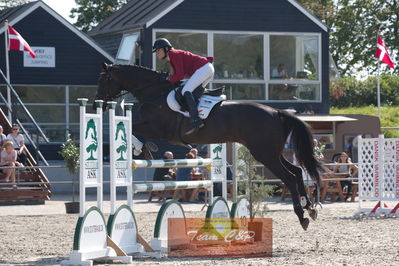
301, 218, 310, 231
308, 208, 318, 221
145, 141, 158, 152
143, 147, 154, 160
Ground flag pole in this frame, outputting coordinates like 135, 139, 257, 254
376, 28, 381, 121
377, 61, 381, 120
4, 20, 12, 122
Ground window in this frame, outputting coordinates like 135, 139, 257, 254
116, 33, 139, 64
270, 35, 319, 80
214, 34, 263, 80
152, 30, 322, 102
314, 134, 334, 149
269, 83, 320, 101
13, 85, 65, 103
215, 83, 265, 100
155, 32, 207, 72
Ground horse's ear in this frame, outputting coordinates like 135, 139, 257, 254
102, 62, 109, 70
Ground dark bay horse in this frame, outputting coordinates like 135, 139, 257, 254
96, 63, 322, 230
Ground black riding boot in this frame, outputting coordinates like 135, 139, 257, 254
183, 91, 204, 135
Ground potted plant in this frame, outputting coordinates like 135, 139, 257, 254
237, 145, 275, 241
59, 134, 80, 213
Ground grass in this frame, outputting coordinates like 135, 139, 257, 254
330, 105, 399, 138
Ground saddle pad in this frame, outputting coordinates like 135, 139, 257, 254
198, 94, 226, 119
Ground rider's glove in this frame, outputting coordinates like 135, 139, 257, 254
160, 72, 170, 82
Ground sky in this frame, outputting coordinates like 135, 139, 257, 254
42, 0, 77, 23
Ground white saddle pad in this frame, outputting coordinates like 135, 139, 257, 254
197, 94, 226, 119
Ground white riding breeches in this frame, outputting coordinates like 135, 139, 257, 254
167, 62, 214, 115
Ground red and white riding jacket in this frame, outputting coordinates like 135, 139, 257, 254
168, 49, 213, 83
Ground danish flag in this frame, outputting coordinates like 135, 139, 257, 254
375, 33, 394, 69
7, 25, 36, 58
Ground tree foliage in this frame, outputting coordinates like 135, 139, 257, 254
70, 0, 128, 32
0, 0, 30, 9
236, 146, 275, 219
299, 0, 399, 76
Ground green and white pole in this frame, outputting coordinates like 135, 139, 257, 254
132, 158, 213, 168
133, 180, 213, 193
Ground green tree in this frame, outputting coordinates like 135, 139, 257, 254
212, 144, 222, 160
299, 0, 399, 76
70, 0, 128, 32
237, 146, 275, 219
85, 119, 98, 160
115, 122, 127, 161
0, 0, 30, 9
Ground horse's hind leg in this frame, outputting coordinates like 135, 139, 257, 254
249, 150, 310, 230
281, 157, 318, 221
280, 157, 311, 208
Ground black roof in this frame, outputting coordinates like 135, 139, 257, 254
0, 1, 38, 21
89, 0, 180, 36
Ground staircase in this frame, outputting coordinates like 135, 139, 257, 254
0, 108, 51, 203
0, 69, 51, 203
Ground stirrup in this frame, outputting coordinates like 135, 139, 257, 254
185, 119, 204, 135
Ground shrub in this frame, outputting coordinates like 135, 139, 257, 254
330, 74, 399, 108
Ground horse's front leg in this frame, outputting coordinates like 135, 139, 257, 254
131, 122, 163, 159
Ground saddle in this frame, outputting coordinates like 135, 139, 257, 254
174, 85, 225, 112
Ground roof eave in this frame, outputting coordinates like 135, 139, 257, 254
287, 0, 329, 32
0, 1, 114, 63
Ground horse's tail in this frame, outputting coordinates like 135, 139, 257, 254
280, 111, 322, 187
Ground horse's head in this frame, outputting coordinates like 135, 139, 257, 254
95, 63, 124, 108
95, 62, 175, 110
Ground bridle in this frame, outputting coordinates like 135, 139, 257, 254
98, 71, 129, 102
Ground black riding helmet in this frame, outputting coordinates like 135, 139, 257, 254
152, 38, 172, 52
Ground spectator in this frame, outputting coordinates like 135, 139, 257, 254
243, 65, 258, 78
190, 148, 202, 174
271, 64, 288, 78
148, 151, 175, 202
0, 141, 20, 188
173, 152, 195, 202
293, 139, 323, 186
6, 124, 27, 165
334, 152, 358, 201
0, 125, 6, 147
302, 104, 315, 115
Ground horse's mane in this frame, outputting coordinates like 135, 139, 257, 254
112, 64, 163, 77
110, 64, 174, 101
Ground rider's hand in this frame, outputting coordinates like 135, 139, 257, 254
160, 72, 170, 82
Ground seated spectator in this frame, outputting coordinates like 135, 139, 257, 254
148, 151, 175, 202
334, 152, 358, 201
0, 141, 21, 188
243, 65, 258, 78
0, 125, 7, 147
190, 148, 202, 175
271, 64, 288, 78
6, 124, 27, 165
173, 152, 195, 202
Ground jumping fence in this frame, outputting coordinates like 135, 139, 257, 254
357, 134, 399, 217
61, 98, 250, 266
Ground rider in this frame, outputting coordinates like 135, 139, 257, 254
152, 38, 214, 135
